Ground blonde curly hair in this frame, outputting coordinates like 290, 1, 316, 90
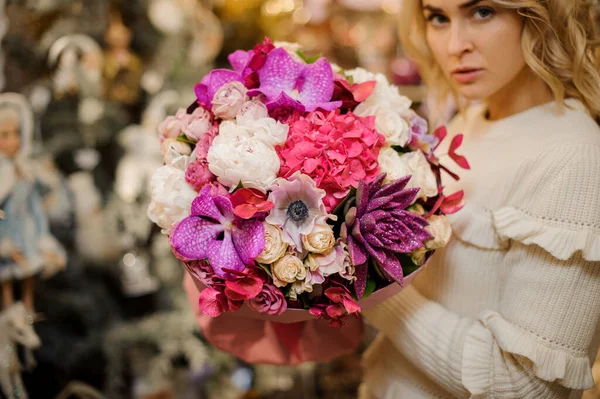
399, 0, 600, 118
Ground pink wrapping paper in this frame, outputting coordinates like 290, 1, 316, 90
183, 264, 426, 364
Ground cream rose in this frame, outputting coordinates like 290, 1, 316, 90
271, 254, 306, 288
182, 107, 213, 142
410, 247, 427, 266
255, 223, 288, 264
237, 99, 269, 121
425, 215, 452, 250
378, 148, 437, 199
354, 104, 411, 147
212, 81, 248, 119
302, 221, 335, 254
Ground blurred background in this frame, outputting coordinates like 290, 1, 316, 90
0, 0, 598, 398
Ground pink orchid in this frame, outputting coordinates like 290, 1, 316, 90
247, 48, 342, 113
170, 186, 265, 279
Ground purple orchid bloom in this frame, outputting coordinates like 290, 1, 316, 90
170, 186, 265, 279
247, 48, 342, 113
342, 174, 432, 299
194, 70, 244, 108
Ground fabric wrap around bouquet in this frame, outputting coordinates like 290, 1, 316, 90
148, 38, 468, 363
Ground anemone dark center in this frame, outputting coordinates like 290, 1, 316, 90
286, 200, 309, 223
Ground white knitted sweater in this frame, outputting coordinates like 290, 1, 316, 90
361, 99, 600, 399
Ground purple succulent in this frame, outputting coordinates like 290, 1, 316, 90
194, 70, 244, 108
247, 48, 342, 113
171, 186, 265, 279
342, 174, 432, 299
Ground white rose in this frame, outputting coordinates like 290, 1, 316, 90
147, 162, 197, 234
345, 67, 412, 112
237, 99, 269, 121
302, 221, 335, 254
271, 254, 306, 288
256, 223, 288, 264
237, 116, 289, 147
161, 138, 192, 164
212, 81, 248, 119
425, 215, 452, 250
354, 104, 411, 147
378, 148, 437, 199
207, 130, 280, 191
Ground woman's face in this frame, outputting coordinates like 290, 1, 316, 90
423, 0, 526, 101
0, 117, 21, 158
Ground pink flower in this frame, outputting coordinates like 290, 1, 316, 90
247, 283, 287, 316
188, 260, 220, 287
185, 160, 215, 191
158, 109, 188, 144
199, 286, 243, 317
277, 110, 386, 211
193, 124, 218, 161
182, 107, 213, 143
212, 81, 248, 120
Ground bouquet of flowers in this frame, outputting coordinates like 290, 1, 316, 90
148, 38, 468, 327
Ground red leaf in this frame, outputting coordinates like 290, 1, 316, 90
198, 287, 227, 317
440, 190, 465, 215
342, 298, 361, 314
326, 304, 346, 319
225, 275, 264, 300
324, 287, 346, 303
233, 204, 258, 219
449, 134, 471, 170
433, 126, 447, 143
351, 80, 376, 102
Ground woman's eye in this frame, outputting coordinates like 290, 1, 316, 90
426, 13, 449, 26
473, 6, 495, 20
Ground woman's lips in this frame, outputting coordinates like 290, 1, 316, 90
452, 68, 483, 84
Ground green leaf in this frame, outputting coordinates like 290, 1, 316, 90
391, 145, 412, 154
362, 278, 377, 300
176, 135, 195, 146
257, 263, 273, 278
296, 49, 323, 64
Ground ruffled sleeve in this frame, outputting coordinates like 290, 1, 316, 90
363, 144, 600, 398
493, 143, 600, 262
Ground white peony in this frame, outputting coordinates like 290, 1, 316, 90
207, 126, 281, 191
256, 223, 288, 264
378, 148, 438, 199
236, 116, 289, 147
425, 215, 452, 250
147, 158, 197, 234
354, 104, 411, 147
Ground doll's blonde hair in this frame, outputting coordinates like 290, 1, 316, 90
0, 105, 20, 124
399, 0, 600, 118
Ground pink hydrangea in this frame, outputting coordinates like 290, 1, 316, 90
277, 110, 385, 211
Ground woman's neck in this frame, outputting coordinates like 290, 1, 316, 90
484, 67, 554, 121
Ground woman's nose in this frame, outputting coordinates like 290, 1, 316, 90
447, 23, 474, 56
